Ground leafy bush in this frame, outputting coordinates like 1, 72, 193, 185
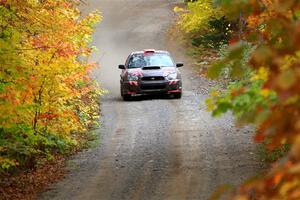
176, 0, 234, 48
206, 43, 277, 124
191, 17, 232, 48
257, 142, 290, 162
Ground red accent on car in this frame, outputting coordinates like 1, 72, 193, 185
127, 91, 136, 95
129, 81, 138, 86
143, 49, 155, 53
131, 71, 143, 77
168, 89, 181, 93
143, 49, 155, 56
168, 80, 179, 85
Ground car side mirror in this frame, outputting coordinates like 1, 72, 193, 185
176, 62, 184, 67
119, 64, 125, 69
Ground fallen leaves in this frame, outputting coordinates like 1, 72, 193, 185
0, 155, 66, 200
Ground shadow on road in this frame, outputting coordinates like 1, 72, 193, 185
124, 94, 180, 102
101, 93, 180, 103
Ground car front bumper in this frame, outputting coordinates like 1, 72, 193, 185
121, 79, 182, 95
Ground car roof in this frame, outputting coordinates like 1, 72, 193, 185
130, 50, 170, 55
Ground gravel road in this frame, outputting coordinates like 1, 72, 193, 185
39, 1, 263, 200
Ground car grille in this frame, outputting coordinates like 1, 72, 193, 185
140, 84, 166, 90
141, 76, 165, 81
142, 66, 161, 70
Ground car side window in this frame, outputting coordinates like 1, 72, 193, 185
125, 55, 131, 67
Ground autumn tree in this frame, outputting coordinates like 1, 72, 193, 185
207, 0, 300, 199
0, 0, 101, 171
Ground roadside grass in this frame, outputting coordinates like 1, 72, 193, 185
83, 129, 101, 149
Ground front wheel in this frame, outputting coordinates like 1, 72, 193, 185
173, 92, 182, 99
122, 94, 131, 101
120, 84, 129, 101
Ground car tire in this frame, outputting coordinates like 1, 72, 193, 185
122, 94, 131, 101
120, 85, 129, 101
173, 92, 182, 99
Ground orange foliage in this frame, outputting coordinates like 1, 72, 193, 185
229, 1, 300, 199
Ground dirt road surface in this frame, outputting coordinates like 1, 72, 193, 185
39, 1, 263, 200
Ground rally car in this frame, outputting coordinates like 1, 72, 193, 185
119, 49, 183, 100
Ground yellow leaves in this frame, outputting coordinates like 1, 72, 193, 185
251, 67, 269, 81
283, 95, 299, 105
260, 89, 271, 97
271, 54, 299, 90
205, 97, 215, 111
173, 6, 185, 13
0, 157, 18, 169
177, 0, 223, 34
210, 90, 220, 97
280, 55, 296, 71
279, 179, 300, 197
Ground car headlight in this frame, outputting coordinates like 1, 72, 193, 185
166, 73, 177, 81
128, 74, 139, 81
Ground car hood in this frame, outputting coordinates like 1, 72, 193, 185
127, 67, 176, 77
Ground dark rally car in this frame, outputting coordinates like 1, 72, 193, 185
119, 49, 183, 100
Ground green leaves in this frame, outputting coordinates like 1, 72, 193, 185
208, 42, 254, 79
206, 41, 277, 124
207, 60, 225, 78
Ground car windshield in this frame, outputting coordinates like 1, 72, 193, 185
127, 53, 174, 68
